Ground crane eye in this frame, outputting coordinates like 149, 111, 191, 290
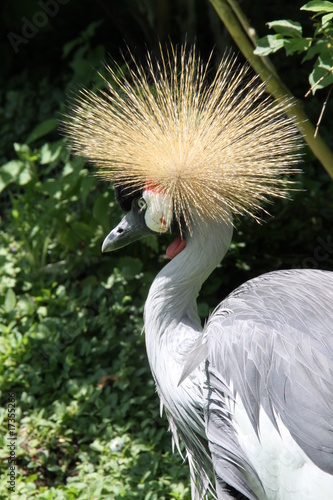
137, 198, 146, 210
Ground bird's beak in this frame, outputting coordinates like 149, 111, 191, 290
102, 205, 152, 253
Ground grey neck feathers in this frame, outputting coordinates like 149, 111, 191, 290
144, 217, 233, 373
143, 217, 233, 496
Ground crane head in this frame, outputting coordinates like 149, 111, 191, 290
102, 183, 187, 258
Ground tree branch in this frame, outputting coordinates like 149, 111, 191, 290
210, 0, 333, 178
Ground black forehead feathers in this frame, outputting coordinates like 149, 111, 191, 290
114, 185, 142, 212
114, 184, 185, 235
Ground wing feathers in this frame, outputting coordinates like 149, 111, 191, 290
202, 269, 333, 491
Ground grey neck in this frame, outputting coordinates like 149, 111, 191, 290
142, 215, 233, 465
144, 217, 233, 373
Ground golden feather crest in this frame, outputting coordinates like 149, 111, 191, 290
64, 44, 301, 230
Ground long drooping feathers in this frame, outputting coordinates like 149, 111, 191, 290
64, 44, 301, 230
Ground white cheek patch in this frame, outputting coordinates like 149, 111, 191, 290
143, 189, 173, 233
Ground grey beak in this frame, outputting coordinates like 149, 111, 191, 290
102, 203, 153, 253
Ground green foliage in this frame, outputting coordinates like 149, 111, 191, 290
0, 133, 190, 498
0, 22, 190, 496
255, 1, 333, 94
0, 2, 332, 498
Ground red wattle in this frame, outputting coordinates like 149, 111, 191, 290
166, 237, 186, 259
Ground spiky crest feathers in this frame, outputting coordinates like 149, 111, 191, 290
64, 44, 301, 233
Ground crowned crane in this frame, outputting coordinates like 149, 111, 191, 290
64, 45, 333, 499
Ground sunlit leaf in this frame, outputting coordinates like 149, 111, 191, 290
322, 12, 333, 23
254, 35, 285, 55
283, 37, 312, 55
39, 142, 63, 165
4, 288, 16, 313
0, 160, 24, 193
309, 54, 333, 93
301, 0, 333, 13
267, 19, 303, 37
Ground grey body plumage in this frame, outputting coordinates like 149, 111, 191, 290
205, 268, 333, 498
142, 217, 333, 498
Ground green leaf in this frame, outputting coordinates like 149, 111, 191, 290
39, 178, 61, 198
118, 257, 143, 278
39, 142, 63, 165
283, 38, 312, 55
71, 221, 94, 239
301, 0, 333, 12
90, 440, 104, 452
4, 288, 16, 313
62, 37, 83, 58
18, 297, 36, 317
93, 195, 111, 232
254, 35, 285, 56
13, 143, 34, 161
314, 17, 333, 36
322, 12, 333, 23
309, 54, 333, 93
87, 477, 104, 496
0, 160, 24, 193
57, 221, 93, 249
80, 172, 96, 204
17, 162, 34, 186
302, 39, 328, 61
26, 119, 59, 145
69, 59, 95, 79
82, 20, 104, 39
267, 19, 303, 38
